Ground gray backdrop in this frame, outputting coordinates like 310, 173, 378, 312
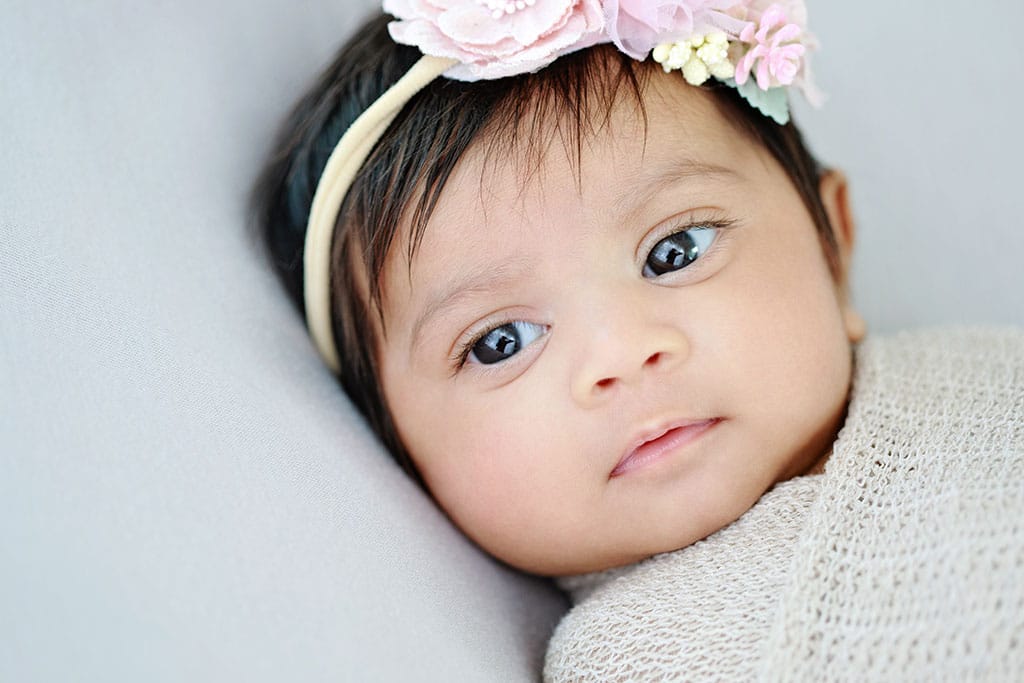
793, 0, 1024, 330
3, 1, 1022, 681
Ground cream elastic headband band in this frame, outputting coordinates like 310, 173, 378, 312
303, 55, 456, 373
303, 3, 819, 373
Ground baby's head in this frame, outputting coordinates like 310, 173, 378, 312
257, 3, 865, 576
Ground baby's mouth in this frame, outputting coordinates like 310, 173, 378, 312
610, 418, 721, 478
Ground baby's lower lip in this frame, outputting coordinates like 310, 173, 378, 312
611, 419, 720, 478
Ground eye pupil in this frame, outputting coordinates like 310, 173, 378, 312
472, 325, 520, 364
495, 335, 515, 355
663, 246, 687, 268
644, 228, 715, 278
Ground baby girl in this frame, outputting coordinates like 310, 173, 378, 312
254, 1, 1024, 679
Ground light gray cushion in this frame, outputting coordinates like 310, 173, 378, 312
1, 2, 564, 681
796, 1, 1024, 330
2, 1, 1021, 681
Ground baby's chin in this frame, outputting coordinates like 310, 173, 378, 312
551, 459, 833, 576
530, 502, 764, 577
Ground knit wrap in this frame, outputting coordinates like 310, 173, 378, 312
545, 327, 1024, 682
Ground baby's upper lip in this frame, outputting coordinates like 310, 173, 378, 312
611, 417, 719, 477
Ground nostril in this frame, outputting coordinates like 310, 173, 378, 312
596, 377, 615, 389
644, 352, 662, 367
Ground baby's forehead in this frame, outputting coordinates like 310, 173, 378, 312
467, 75, 750, 195
431, 86, 752, 231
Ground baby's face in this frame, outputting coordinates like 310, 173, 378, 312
375, 73, 861, 575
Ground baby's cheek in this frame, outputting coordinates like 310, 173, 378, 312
715, 219, 850, 424
431, 394, 588, 569
414, 389, 540, 496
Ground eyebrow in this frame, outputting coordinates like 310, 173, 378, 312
407, 159, 740, 350
409, 256, 534, 351
615, 157, 741, 217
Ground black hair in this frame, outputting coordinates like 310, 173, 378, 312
252, 11, 834, 482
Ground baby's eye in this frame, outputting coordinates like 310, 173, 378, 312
467, 321, 546, 366
642, 227, 718, 278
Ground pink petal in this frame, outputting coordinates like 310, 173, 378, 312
431, 0, 466, 10
772, 23, 801, 45
735, 49, 755, 85
618, 0, 662, 27
381, 0, 410, 17
606, 0, 697, 59
704, 11, 750, 39
438, 5, 511, 47
389, 18, 476, 61
607, 11, 659, 59
760, 5, 786, 29
773, 59, 797, 84
511, 2, 580, 46
756, 57, 771, 90
754, 21, 771, 44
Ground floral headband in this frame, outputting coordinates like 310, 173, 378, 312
305, 0, 820, 372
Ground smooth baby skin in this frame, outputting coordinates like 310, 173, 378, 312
376, 70, 863, 576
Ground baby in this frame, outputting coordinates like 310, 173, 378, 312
255, 1, 1024, 679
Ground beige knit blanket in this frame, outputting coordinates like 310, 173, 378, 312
545, 327, 1024, 682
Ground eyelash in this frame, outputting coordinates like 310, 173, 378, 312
642, 215, 739, 270
450, 215, 739, 373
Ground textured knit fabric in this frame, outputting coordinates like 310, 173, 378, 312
544, 327, 1024, 682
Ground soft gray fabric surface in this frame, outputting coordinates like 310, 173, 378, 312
1, 2, 565, 681
793, 0, 1024, 330
2, 0, 1022, 681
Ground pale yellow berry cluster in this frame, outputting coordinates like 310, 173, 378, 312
651, 32, 736, 86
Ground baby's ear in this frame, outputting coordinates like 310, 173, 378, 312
819, 169, 854, 275
819, 169, 866, 342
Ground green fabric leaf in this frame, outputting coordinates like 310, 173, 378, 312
724, 78, 791, 125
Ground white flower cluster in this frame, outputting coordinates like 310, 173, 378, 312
652, 32, 736, 86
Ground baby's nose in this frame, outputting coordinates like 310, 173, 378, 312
570, 320, 689, 407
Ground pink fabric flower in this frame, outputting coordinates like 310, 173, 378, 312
734, 3, 806, 90
384, 0, 606, 81
603, 0, 746, 60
